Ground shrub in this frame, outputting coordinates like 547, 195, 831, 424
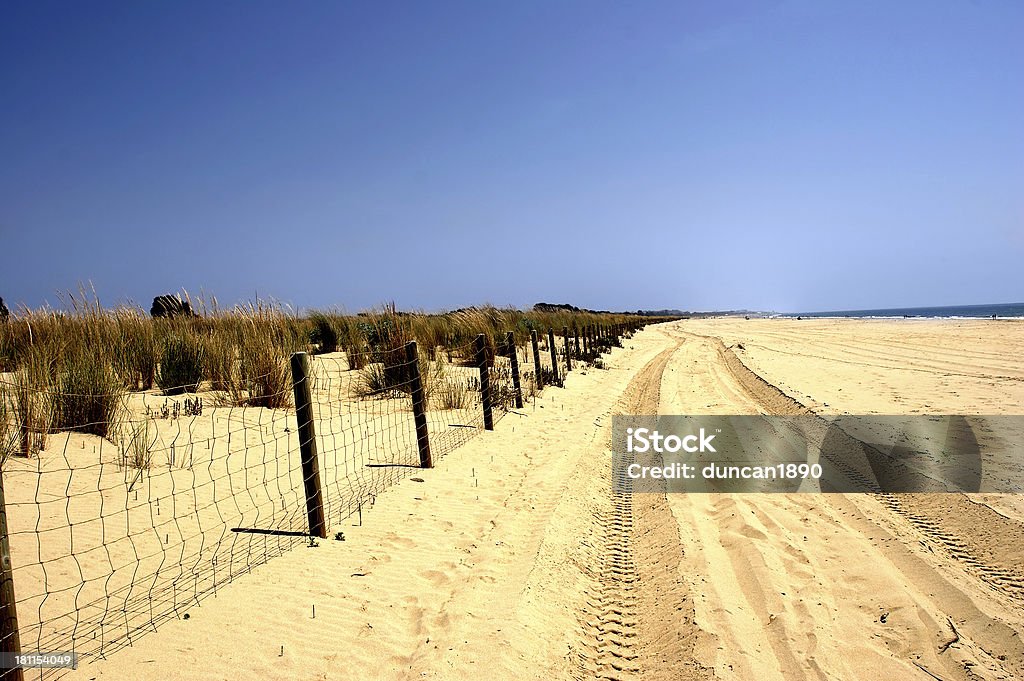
350, 307, 416, 395
456, 335, 497, 368
13, 372, 49, 456
157, 335, 205, 395
309, 314, 338, 354
150, 294, 197, 319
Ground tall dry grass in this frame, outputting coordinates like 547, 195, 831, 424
49, 344, 125, 439
120, 418, 155, 471
0, 289, 664, 444
8, 336, 54, 456
0, 384, 21, 466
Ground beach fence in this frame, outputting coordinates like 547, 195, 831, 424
0, 323, 639, 679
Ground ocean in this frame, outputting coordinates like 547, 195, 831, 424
790, 302, 1024, 319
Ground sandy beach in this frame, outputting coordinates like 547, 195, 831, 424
49, 317, 1024, 680
7, 3, 1021, 679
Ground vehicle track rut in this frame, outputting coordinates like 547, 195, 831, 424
702, 331, 1024, 609
573, 339, 710, 680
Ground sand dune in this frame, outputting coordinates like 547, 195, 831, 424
59, 318, 1024, 680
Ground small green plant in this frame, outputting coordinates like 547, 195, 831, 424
143, 396, 203, 420
157, 335, 205, 395
352, 309, 415, 397
330, 315, 369, 370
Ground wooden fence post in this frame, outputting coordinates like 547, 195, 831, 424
406, 341, 432, 468
531, 329, 543, 390
547, 328, 560, 386
562, 326, 572, 372
506, 332, 523, 409
0, 463, 24, 681
574, 327, 581, 358
476, 335, 494, 431
289, 352, 327, 539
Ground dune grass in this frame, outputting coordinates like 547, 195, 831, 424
49, 345, 125, 439
0, 289, 665, 445
0, 385, 21, 466
157, 334, 205, 395
121, 418, 155, 471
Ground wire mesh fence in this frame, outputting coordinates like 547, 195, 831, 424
0, 325, 633, 679
1, 382, 310, 679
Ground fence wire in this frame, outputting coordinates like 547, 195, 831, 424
0, 328, 614, 679
0, 380, 311, 679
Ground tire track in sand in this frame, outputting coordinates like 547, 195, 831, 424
681, 328, 1024, 678
656, 328, 1024, 679
574, 339, 711, 681
707, 333, 1024, 608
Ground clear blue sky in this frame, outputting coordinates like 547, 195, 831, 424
2, 1, 1021, 313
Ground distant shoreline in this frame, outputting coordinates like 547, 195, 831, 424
781, 302, 1024, 319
